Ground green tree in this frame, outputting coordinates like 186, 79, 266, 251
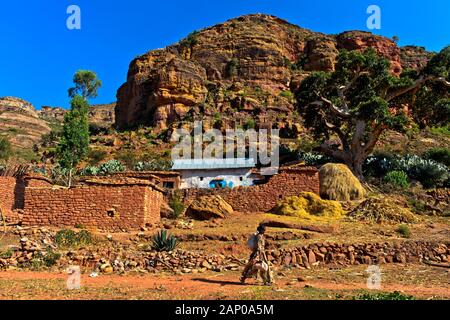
0, 136, 12, 162
295, 48, 450, 179
68, 70, 102, 99
56, 96, 90, 187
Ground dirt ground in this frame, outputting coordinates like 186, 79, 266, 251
0, 264, 448, 300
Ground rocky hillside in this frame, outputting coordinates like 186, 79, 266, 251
116, 14, 432, 131
0, 97, 51, 149
0, 97, 116, 150
39, 103, 116, 128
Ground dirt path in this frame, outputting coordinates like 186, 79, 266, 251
1, 267, 449, 300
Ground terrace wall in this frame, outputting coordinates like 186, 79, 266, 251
22, 185, 163, 231
183, 167, 320, 213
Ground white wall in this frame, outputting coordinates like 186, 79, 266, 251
179, 168, 255, 189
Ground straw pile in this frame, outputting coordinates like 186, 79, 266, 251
319, 163, 366, 201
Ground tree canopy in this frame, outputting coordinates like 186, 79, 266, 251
295, 47, 450, 179
68, 70, 102, 99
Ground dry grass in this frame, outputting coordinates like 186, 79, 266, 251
271, 192, 344, 220
348, 196, 419, 224
319, 163, 366, 201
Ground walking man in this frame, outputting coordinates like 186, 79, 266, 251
240, 224, 273, 285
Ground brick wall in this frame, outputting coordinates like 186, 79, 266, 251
23, 185, 163, 231
184, 167, 320, 213
0, 176, 25, 223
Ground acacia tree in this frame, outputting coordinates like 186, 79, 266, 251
296, 47, 450, 180
57, 70, 102, 186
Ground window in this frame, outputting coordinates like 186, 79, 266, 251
107, 209, 116, 218
163, 181, 174, 189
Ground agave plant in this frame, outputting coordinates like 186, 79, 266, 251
152, 229, 179, 252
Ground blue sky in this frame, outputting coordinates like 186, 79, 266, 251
0, 0, 449, 109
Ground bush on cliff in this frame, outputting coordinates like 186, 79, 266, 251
271, 192, 344, 220
319, 163, 366, 201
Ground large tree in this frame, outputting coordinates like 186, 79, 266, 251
56, 95, 90, 187
57, 70, 101, 186
295, 47, 450, 179
68, 70, 102, 99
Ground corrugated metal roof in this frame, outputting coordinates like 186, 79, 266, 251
172, 158, 256, 170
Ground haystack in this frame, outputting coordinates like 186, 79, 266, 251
319, 163, 365, 201
271, 192, 344, 220
348, 196, 418, 224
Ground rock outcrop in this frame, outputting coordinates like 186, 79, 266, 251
39, 103, 116, 128
116, 14, 425, 131
186, 195, 233, 220
0, 97, 51, 148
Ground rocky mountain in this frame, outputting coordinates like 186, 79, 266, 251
0, 97, 51, 149
39, 103, 116, 128
0, 97, 116, 150
116, 14, 432, 131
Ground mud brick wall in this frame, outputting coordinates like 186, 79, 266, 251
0, 176, 25, 223
23, 185, 163, 231
184, 168, 320, 213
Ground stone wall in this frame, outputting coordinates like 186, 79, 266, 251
183, 167, 320, 213
0, 176, 25, 223
22, 185, 163, 231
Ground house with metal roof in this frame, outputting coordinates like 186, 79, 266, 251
172, 158, 258, 189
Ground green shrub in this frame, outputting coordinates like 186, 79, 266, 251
43, 249, 61, 267
0, 137, 12, 162
134, 159, 173, 171
279, 90, 295, 101
87, 149, 108, 166
55, 229, 93, 248
0, 249, 13, 259
397, 155, 449, 188
383, 171, 409, 189
355, 291, 415, 300
225, 58, 239, 78
424, 147, 450, 167
116, 151, 138, 169
169, 192, 185, 219
152, 230, 179, 252
364, 152, 396, 177
244, 119, 256, 130
396, 224, 411, 238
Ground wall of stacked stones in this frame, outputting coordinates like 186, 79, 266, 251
184, 169, 320, 213
22, 185, 163, 231
0, 176, 25, 223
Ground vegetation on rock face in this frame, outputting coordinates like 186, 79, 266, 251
271, 192, 344, 220
295, 47, 450, 180
0, 136, 12, 162
319, 163, 366, 201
